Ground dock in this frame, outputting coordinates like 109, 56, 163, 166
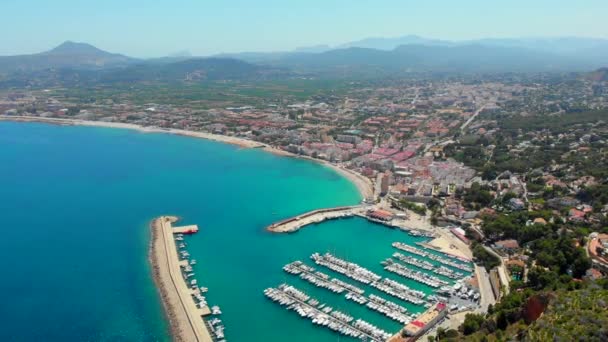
173, 224, 199, 234
153, 216, 213, 342
266, 205, 365, 233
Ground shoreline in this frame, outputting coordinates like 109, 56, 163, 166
149, 216, 213, 342
1, 115, 373, 200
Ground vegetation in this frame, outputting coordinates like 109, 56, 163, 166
458, 182, 493, 210
525, 286, 608, 341
471, 242, 501, 271
398, 199, 427, 216
446, 109, 608, 178
47, 79, 354, 109
434, 280, 608, 341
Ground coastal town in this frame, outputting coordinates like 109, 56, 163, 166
1, 72, 608, 341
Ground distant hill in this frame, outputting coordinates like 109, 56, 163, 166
2, 37, 608, 87
470, 37, 608, 56
269, 44, 589, 74
0, 56, 290, 88
293, 45, 332, 53
215, 37, 608, 75
338, 35, 452, 50
338, 35, 608, 57
0, 41, 136, 74
586, 67, 608, 81
100, 57, 288, 83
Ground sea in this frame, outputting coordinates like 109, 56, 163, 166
0, 122, 469, 341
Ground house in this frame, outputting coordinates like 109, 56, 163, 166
584, 268, 604, 281
568, 208, 586, 223
494, 239, 520, 254
508, 198, 526, 211
462, 211, 479, 220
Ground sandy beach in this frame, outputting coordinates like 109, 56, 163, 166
1, 116, 373, 200
149, 216, 213, 342
425, 235, 471, 260
392, 210, 472, 260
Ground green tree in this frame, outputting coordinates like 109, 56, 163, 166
462, 313, 486, 335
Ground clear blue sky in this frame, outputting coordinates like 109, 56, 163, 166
1, 0, 607, 57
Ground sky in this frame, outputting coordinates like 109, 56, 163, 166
1, 0, 607, 57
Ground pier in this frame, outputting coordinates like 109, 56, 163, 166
173, 224, 199, 234
151, 216, 213, 342
266, 205, 366, 233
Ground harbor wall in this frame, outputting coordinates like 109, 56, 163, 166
149, 216, 213, 342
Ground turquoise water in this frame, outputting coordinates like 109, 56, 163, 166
0, 122, 469, 341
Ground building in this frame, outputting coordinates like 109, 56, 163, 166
402, 303, 448, 338
508, 198, 526, 211
367, 209, 394, 221
336, 134, 361, 144
380, 171, 391, 196
494, 239, 520, 255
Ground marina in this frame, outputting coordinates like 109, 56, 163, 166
369, 278, 426, 306
392, 242, 473, 273
267, 232, 481, 341
391, 252, 465, 280
311, 252, 382, 284
365, 294, 411, 324
383, 259, 448, 288
284, 261, 366, 294
415, 242, 472, 263
172, 219, 478, 341
283, 260, 419, 324
264, 284, 392, 341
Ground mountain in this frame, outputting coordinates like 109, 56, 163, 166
586, 67, 608, 82
294, 45, 332, 53
338, 35, 608, 56
2, 36, 607, 87
0, 41, 135, 74
338, 35, 452, 50
214, 36, 608, 75
469, 37, 608, 55
269, 44, 591, 74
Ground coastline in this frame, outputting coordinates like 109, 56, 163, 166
149, 216, 213, 342
0, 115, 373, 200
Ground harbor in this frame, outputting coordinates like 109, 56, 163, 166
265, 228, 482, 341
156, 214, 480, 341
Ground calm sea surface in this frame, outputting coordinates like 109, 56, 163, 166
0, 122, 466, 341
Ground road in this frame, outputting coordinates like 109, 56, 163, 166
475, 265, 496, 312
483, 245, 510, 296
460, 104, 487, 133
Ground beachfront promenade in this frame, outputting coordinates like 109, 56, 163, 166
266, 205, 368, 233
152, 216, 213, 342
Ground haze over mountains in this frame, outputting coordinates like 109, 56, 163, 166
1, 35, 607, 87
0, 41, 134, 73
